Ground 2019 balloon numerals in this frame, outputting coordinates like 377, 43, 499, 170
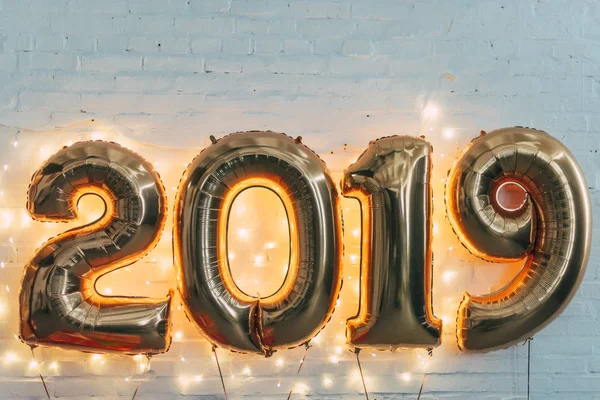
19, 128, 591, 358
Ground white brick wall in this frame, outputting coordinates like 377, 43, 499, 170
0, 0, 599, 399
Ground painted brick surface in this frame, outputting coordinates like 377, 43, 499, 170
0, 0, 599, 399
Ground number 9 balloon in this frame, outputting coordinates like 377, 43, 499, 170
445, 127, 592, 352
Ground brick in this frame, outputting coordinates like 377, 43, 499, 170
81, 55, 142, 72
230, 0, 288, 17
288, 1, 351, 19
268, 57, 326, 74
143, 55, 204, 73
19, 52, 76, 71
297, 19, 355, 38
222, 38, 252, 55
284, 39, 312, 55
254, 39, 283, 55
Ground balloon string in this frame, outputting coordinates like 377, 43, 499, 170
417, 348, 433, 400
355, 349, 370, 400
286, 342, 312, 400
30, 347, 51, 400
212, 346, 228, 400
527, 338, 532, 400
131, 354, 152, 400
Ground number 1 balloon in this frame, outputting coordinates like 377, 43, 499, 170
343, 136, 442, 351
174, 131, 343, 356
20, 141, 172, 355
446, 127, 592, 352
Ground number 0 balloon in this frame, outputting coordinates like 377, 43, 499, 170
446, 127, 592, 352
174, 131, 343, 356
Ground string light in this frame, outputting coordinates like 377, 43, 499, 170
254, 254, 265, 267
237, 228, 249, 240
442, 270, 456, 284
423, 104, 439, 120
0, 122, 487, 397
3, 352, 17, 364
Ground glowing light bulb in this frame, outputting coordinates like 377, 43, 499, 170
228, 252, 235, 260
195, 375, 202, 382
0, 262, 4, 268
175, 331, 184, 341
322, 375, 333, 387
266, 242, 276, 249
29, 360, 38, 369
276, 358, 284, 367
442, 270, 456, 284
254, 254, 265, 267
104, 288, 112, 295
3, 165, 8, 171
401, 372, 411, 382
237, 228, 249, 240
49, 362, 58, 370
349, 254, 358, 263
443, 129, 454, 139
352, 228, 360, 238
12, 141, 17, 147
329, 355, 339, 364
242, 367, 251, 375
3, 352, 17, 364
423, 104, 438, 120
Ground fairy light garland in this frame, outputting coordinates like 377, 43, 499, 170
0, 117, 533, 398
